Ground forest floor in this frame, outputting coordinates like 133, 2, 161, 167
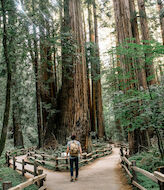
14, 147, 132, 190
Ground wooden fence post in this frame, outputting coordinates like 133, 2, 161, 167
5, 152, 8, 164
157, 167, 164, 190
22, 159, 25, 176
42, 155, 45, 166
103, 148, 105, 156
34, 161, 38, 176
6, 153, 10, 167
125, 148, 128, 158
66, 158, 69, 170
56, 157, 59, 171
34, 152, 37, 159
131, 160, 137, 183
38, 169, 44, 187
13, 156, 16, 170
120, 147, 123, 156
3, 182, 12, 190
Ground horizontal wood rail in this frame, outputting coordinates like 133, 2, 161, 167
120, 147, 164, 190
27, 146, 112, 171
6, 147, 36, 157
6, 153, 39, 177
2, 173, 47, 190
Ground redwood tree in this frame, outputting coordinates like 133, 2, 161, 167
93, 0, 105, 138
157, 0, 164, 45
0, 0, 12, 156
58, 0, 91, 150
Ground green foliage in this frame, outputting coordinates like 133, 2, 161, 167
129, 149, 164, 189
103, 39, 164, 153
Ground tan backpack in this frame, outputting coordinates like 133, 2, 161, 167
70, 141, 79, 157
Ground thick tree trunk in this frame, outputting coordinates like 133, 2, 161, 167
59, 0, 90, 150
39, 0, 57, 147
137, 0, 156, 85
157, 0, 164, 45
129, 0, 147, 89
12, 66, 24, 148
83, 11, 92, 135
13, 109, 24, 148
0, 0, 12, 156
129, 0, 150, 150
113, 0, 140, 155
9, 0, 24, 148
93, 0, 105, 138
88, 1, 97, 132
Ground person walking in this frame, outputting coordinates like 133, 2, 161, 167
66, 134, 82, 182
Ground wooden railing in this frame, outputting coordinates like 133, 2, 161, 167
4, 152, 46, 190
120, 147, 164, 190
6, 147, 36, 157
27, 146, 112, 171
2, 173, 46, 190
6, 152, 39, 177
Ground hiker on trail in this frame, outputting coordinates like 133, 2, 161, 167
66, 134, 82, 182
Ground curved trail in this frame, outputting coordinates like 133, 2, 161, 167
14, 147, 132, 190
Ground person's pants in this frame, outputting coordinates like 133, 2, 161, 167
70, 157, 78, 178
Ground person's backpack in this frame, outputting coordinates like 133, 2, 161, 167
70, 141, 79, 157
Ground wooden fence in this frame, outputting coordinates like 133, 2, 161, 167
27, 146, 112, 171
4, 152, 46, 190
2, 172, 46, 190
120, 147, 164, 190
6, 152, 39, 177
4, 144, 112, 189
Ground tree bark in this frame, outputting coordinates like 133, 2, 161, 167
129, 0, 150, 150
33, 0, 43, 148
87, 1, 97, 132
93, 0, 105, 138
137, 0, 156, 85
0, 0, 12, 156
157, 0, 164, 45
39, 0, 57, 147
113, 0, 140, 155
59, 0, 90, 150
9, 0, 24, 148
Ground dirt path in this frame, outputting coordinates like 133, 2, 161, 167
14, 147, 132, 190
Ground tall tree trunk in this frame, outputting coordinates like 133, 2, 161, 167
0, 0, 12, 156
137, 0, 156, 85
13, 109, 24, 148
83, 11, 92, 134
157, 0, 164, 45
12, 63, 24, 148
26, 0, 43, 148
39, 0, 57, 147
59, 0, 90, 150
87, 1, 97, 132
113, 0, 140, 155
129, 0, 150, 150
93, 0, 105, 138
9, 0, 24, 148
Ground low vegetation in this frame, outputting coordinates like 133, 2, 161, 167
0, 156, 38, 190
129, 148, 164, 190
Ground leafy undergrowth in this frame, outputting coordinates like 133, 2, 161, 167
129, 148, 164, 190
0, 156, 38, 190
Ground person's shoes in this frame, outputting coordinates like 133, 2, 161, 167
70, 178, 74, 182
75, 177, 78, 181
